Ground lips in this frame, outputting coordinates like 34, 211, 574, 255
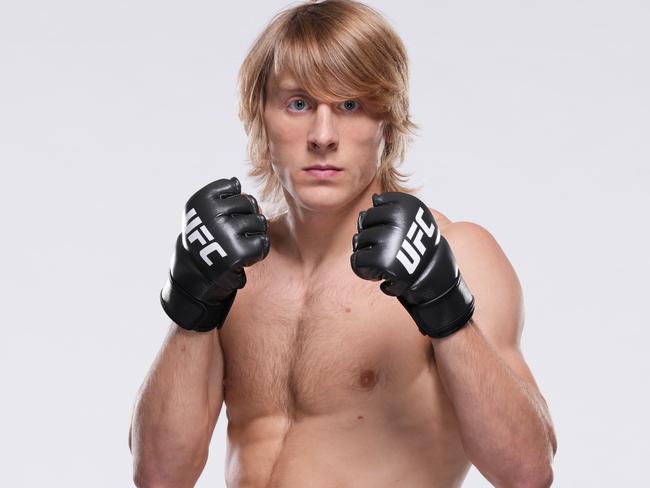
303, 165, 343, 180
303, 164, 342, 171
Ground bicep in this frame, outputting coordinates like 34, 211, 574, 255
444, 222, 540, 389
444, 221, 556, 449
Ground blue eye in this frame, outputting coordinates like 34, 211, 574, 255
341, 100, 360, 111
288, 99, 309, 111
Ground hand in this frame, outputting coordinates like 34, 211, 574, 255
161, 177, 270, 332
350, 192, 474, 338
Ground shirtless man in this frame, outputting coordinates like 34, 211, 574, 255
129, 1, 557, 487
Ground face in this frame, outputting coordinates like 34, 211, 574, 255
263, 70, 385, 213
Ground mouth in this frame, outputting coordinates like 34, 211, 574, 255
303, 164, 343, 171
303, 164, 343, 179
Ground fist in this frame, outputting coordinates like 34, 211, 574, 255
179, 177, 270, 298
350, 192, 474, 338
161, 176, 270, 332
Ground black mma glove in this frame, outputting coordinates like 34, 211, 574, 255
350, 192, 474, 338
161, 177, 270, 332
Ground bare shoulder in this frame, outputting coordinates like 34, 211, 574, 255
427, 207, 508, 269
428, 207, 454, 232
434, 217, 526, 350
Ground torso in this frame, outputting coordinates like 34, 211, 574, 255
218, 210, 471, 487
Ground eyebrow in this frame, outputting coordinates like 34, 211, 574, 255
276, 82, 306, 93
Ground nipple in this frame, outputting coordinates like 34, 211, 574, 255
358, 369, 379, 389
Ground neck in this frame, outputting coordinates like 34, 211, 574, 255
276, 175, 383, 278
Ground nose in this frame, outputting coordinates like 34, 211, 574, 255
307, 103, 338, 153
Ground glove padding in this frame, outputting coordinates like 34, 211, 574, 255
161, 177, 270, 332
350, 192, 474, 338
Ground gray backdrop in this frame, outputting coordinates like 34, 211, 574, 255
1, 0, 648, 486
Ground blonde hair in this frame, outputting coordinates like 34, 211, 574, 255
237, 0, 420, 217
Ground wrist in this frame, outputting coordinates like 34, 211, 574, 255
399, 274, 475, 338
160, 272, 237, 332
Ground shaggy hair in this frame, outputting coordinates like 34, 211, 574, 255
237, 0, 420, 217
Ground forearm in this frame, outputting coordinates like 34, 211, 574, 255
130, 324, 222, 488
430, 320, 554, 487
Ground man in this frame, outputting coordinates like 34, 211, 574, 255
129, 1, 557, 487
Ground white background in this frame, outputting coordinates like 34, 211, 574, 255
1, 1, 648, 486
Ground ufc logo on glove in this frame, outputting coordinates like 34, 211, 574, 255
184, 208, 227, 266
395, 207, 439, 275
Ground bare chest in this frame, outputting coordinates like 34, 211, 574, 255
218, 256, 439, 424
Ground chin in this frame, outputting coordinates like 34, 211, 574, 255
293, 185, 353, 212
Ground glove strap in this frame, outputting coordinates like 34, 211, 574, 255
160, 272, 236, 332
399, 274, 475, 339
